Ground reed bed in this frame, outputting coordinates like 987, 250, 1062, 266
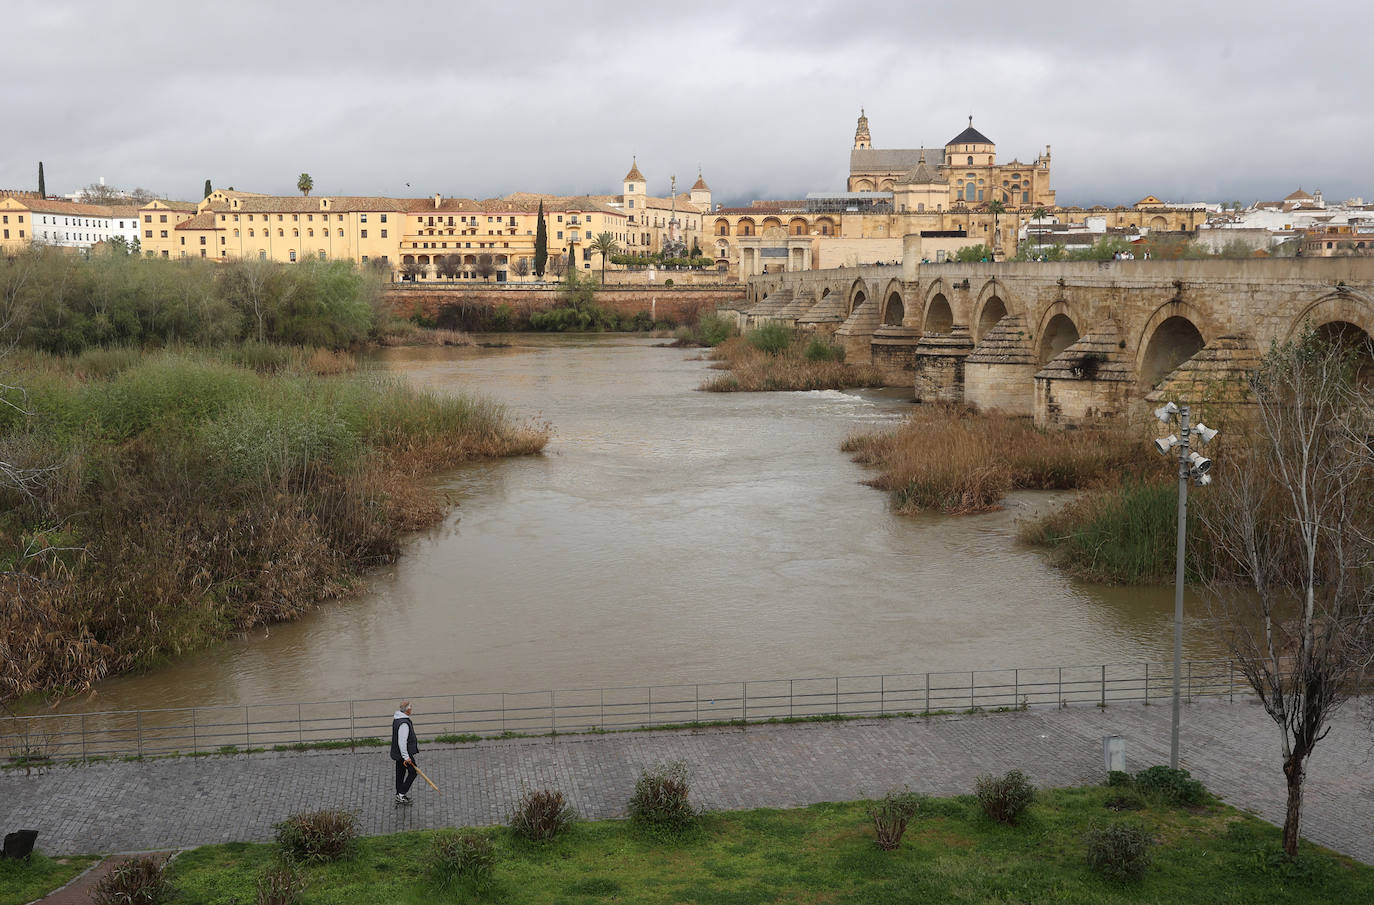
0, 349, 548, 700
701, 330, 885, 392
842, 405, 1164, 516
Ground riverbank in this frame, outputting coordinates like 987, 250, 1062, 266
0, 348, 549, 701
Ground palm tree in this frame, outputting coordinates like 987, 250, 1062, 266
297, 173, 313, 197
588, 231, 621, 284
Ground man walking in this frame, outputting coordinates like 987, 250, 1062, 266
390, 700, 419, 805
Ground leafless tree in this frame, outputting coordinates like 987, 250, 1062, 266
1199, 328, 1374, 856
475, 254, 495, 282
436, 254, 462, 281
400, 259, 426, 282
512, 257, 531, 279
547, 253, 567, 278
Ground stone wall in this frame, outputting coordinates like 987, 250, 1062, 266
385, 285, 746, 325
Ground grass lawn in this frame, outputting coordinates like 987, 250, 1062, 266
162, 785, 1373, 904
0, 854, 99, 905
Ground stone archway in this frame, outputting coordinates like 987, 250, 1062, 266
1037, 312, 1080, 364
883, 290, 905, 326
1314, 320, 1374, 387
925, 293, 954, 334
976, 295, 1008, 342
1139, 315, 1206, 389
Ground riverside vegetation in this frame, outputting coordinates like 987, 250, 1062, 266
0, 253, 549, 701
702, 324, 886, 392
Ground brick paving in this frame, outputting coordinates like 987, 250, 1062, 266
2, 699, 1370, 867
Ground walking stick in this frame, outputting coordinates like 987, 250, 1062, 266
413, 763, 440, 793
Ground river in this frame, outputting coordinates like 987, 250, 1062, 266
62, 334, 1223, 712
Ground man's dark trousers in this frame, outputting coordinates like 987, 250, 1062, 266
395, 759, 417, 795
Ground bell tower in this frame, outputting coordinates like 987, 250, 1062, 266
854, 108, 871, 150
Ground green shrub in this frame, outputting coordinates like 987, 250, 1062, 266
745, 323, 793, 355
255, 862, 306, 905
869, 788, 923, 850
976, 770, 1035, 825
510, 787, 578, 842
1134, 765, 1208, 806
430, 829, 496, 890
804, 337, 844, 362
695, 313, 734, 347
1106, 770, 1134, 788
629, 761, 698, 836
274, 809, 359, 863
92, 855, 173, 905
1085, 821, 1155, 882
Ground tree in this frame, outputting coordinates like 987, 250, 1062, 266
512, 257, 531, 279
1199, 328, 1374, 856
297, 173, 313, 197
547, 253, 566, 278
534, 201, 548, 278
690, 238, 701, 258
588, 231, 621, 284
954, 244, 992, 263
475, 253, 495, 282
436, 254, 462, 280
987, 199, 1006, 260
400, 258, 425, 281
37, 162, 45, 198
203, 179, 212, 199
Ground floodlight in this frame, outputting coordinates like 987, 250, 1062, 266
1187, 451, 1212, 475
1154, 401, 1180, 424
1154, 434, 1179, 456
1192, 422, 1218, 445
1195, 472, 1212, 487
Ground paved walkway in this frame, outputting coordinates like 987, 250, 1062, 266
3, 699, 1371, 865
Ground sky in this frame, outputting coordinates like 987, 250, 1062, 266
4, 1, 1370, 209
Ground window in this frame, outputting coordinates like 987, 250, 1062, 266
380, 214, 387, 223
628, 200, 634, 208
967, 156, 973, 165
289, 250, 296, 262
337, 229, 343, 237
199, 236, 206, 245
278, 214, 283, 221
200, 249, 206, 258
308, 229, 314, 237
361, 214, 368, 223
260, 250, 267, 260
319, 250, 326, 260
557, 215, 563, 222
585, 231, 592, 239
159, 214, 167, 223
144, 214, 152, 223
145, 230, 152, 238
161, 250, 169, 258
278, 229, 284, 237
361, 229, 367, 238
293, 228, 299, 237
234, 229, 240, 237
160, 230, 168, 238
557, 231, 563, 239
293, 214, 298, 221
220, 237, 225, 245
249, 229, 255, 237
337, 214, 343, 221
380, 229, 387, 238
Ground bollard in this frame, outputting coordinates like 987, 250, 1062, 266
1102, 735, 1126, 773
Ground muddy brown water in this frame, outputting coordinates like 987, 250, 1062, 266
51, 334, 1224, 714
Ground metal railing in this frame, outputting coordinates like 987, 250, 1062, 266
1, 659, 1248, 765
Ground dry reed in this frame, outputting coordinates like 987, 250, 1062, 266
843, 405, 1162, 515
701, 334, 885, 392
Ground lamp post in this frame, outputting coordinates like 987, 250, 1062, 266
1151, 401, 1218, 769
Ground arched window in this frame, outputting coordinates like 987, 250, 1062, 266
967, 156, 973, 165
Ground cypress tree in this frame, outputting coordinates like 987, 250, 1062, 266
534, 201, 548, 277
38, 161, 45, 197
204, 179, 212, 198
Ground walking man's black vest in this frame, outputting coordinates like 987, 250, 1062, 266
391, 714, 417, 761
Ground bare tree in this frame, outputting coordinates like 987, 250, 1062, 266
512, 257, 531, 279
1200, 328, 1374, 856
400, 259, 426, 282
546, 253, 567, 278
475, 254, 495, 282
436, 254, 462, 281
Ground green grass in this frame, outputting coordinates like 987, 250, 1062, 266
158, 786, 1372, 904
0, 853, 99, 905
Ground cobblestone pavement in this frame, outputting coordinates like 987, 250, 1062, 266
3, 699, 1371, 863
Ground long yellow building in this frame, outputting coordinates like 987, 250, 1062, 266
139, 160, 709, 281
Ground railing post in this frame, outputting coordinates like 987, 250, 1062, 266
191, 709, 198, 754
789, 679, 794, 719
1101, 664, 1106, 706
835, 676, 840, 715
647, 687, 652, 728
695, 684, 699, 724
924, 672, 930, 715
349, 702, 356, 751
1187, 660, 1193, 702
1229, 661, 1234, 704
550, 690, 556, 735
743, 682, 748, 725
81, 714, 87, 764
501, 693, 506, 734
1145, 662, 1150, 705
1058, 666, 1063, 706
297, 703, 303, 745
245, 708, 250, 752
970, 671, 975, 709
600, 688, 605, 731
450, 695, 455, 735
1013, 669, 1018, 708
136, 711, 143, 758
880, 675, 885, 716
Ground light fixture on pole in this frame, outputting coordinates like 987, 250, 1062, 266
1151, 402, 1218, 770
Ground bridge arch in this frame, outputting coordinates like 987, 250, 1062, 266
1291, 290, 1374, 386
880, 279, 907, 327
846, 278, 869, 318
1135, 300, 1212, 389
1034, 301, 1081, 364
924, 292, 954, 334
973, 281, 1012, 342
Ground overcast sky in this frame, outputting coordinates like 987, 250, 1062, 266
5, 1, 1369, 208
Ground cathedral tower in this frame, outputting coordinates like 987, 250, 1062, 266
853, 108, 871, 150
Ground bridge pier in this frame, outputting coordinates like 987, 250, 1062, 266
963, 315, 1036, 416
912, 326, 975, 404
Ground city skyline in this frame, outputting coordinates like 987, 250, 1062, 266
3, 1, 1369, 207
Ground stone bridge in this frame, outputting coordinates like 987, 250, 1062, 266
735, 251, 1374, 426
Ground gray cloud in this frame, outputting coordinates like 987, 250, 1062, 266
4, 0, 1368, 207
